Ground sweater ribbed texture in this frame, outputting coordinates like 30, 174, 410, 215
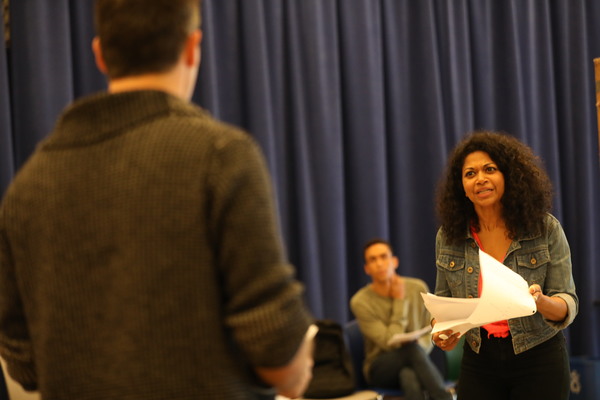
0, 90, 312, 399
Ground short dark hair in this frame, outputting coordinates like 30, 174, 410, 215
363, 238, 394, 261
94, 0, 201, 79
436, 130, 553, 244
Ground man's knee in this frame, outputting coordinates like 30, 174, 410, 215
399, 367, 421, 391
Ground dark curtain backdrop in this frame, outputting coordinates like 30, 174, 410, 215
1, 0, 600, 358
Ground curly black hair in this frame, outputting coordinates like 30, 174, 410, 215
436, 131, 553, 244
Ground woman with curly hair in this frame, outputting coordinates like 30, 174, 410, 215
430, 131, 578, 400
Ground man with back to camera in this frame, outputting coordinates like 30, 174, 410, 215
0, 1, 315, 399
350, 238, 453, 400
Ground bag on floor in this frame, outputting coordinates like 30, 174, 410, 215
303, 320, 356, 398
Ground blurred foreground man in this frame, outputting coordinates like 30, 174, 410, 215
0, 1, 314, 399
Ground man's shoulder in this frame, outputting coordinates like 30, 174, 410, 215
168, 99, 257, 149
403, 276, 428, 292
350, 285, 374, 307
350, 285, 370, 300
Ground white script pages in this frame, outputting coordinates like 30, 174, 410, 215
421, 250, 537, 337
387, 325, 432, 347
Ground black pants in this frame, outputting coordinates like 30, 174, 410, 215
457, 332, 570, 400
369, 341, 451, 400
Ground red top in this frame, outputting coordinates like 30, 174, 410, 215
470, 226, 510, 338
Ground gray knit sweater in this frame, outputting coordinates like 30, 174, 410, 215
0, 90, 312, 399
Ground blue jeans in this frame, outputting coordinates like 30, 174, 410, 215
457, 331, 570, 400
368, 341, 451, 400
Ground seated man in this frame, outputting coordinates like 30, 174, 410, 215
350, 238, 452, 400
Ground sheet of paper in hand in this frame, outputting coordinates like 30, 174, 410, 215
421, 250, 537, 337
387, 325, 432, 347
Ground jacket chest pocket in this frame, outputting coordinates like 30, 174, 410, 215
437, 254, 466, 290
516, 249, 550, 286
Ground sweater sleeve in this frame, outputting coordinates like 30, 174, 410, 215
206, 133, 313, 368
0, 207, 38, 390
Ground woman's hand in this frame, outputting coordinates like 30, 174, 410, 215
529, 284, 543, 301
529, 284, 568, 322
431, 324, 460, 351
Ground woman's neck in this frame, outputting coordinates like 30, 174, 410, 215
474, 209, 511, 261
475, 206, 504, 232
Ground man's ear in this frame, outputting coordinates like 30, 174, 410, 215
393, 256, 399, 270
184, 30, 203, 67
92, 37, 108, 74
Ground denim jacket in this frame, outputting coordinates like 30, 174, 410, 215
434, 213, 578, 355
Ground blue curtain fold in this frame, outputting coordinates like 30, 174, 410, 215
2, 0, 600, 358
10, 0, 74, 168
0, 2, 13, 195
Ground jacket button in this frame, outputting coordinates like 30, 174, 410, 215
467, 295, 474, 298
467, 267, 474, 273
530, 258, 537, 265
472, 341, 477, 347
449, 261, 455, 268
470, 242, 477, 248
